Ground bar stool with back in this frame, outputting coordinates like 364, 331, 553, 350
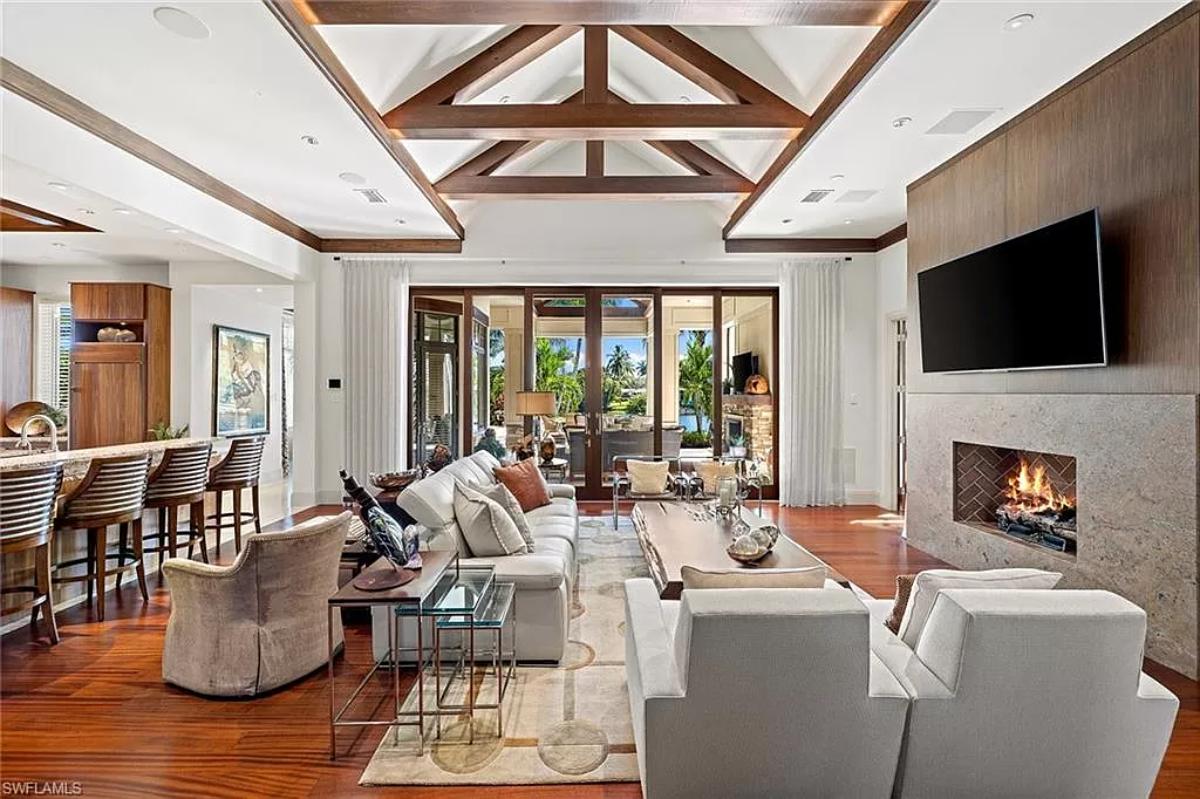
53, 453, 151, 623
205, 435, 265, 557
0, 464, 65, 643
143, 441, 213, 574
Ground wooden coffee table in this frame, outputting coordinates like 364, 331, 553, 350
631, 501, 849, 599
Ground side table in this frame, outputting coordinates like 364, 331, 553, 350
536, 457, 569, 483
326, 549, 457, 759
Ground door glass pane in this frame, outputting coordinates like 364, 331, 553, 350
412, 302, 460, 466
532, 294, 586, 488
663, 294, 714, 461
720, 295, 774, 486
469, 295, 521, 459
600, 294, 654, 485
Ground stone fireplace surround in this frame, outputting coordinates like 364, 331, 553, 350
906, 393, 1198, 678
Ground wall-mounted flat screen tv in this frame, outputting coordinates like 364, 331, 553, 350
917, 209, 1106, 373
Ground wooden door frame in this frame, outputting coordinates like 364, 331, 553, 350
406, 285, 778, 500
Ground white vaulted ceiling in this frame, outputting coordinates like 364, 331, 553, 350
0, 0, 1189, 254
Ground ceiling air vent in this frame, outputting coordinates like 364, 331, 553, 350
353, 188, 388, 204
837, 189, 878, 203
800, 189, 834, 203
925, 109, 998, 135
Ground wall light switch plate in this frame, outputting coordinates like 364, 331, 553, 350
328, 378, 342, 390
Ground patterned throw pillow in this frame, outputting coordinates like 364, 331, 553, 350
452, 482, 528, 557
884, 574, 916, 634
470, 481, 535, 550
493, 458, 552, 512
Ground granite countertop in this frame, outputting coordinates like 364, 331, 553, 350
0, 437, 225, 475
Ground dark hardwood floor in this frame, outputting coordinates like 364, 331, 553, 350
1, 503, 1196, 797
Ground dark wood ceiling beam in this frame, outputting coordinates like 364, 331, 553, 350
302, 1, 907, 27
320, 238, 463, 253
874, 222, 907, 250
393, 24, 580, 110
387, 103, 805, 140
265, 1, 464, 239
724, 223, 908, 254
602, 90, 744, 178
0, 198, 100, 232
439, 90, 584, 180
722, 1, 930, 238
724, 238, 878, 254
584, 26, 608, 176
611, 25, 799, 111
435, 175, 754, 200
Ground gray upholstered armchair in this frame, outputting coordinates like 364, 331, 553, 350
162, 512, 351, 697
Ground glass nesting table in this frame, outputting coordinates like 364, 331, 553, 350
326, 551, 517, 759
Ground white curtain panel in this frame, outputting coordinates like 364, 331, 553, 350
342, 258, 409, 483
779, 259, 846, 506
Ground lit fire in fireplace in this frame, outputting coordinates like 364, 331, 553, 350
1004, 460, 1075, 514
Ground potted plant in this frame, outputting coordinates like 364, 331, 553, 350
728, 434, 747, 458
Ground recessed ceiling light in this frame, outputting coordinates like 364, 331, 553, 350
255, 287, 264, 294
781, 218, 793, 224
112, 208, 133, 215
339, 171, 366, 185
395, 218, 407, 225
165, 227, 183, 234
1004, 13, 1034, 31
679, 95, 691, 103
153, 6, 210, 40
77, 208, 95, 215
892, 116, 912, 129
47, 181, 70, 191
844, 219, 853, 225
300, 134, 320, 146
830, 174, 846, 182
51, 242, 66, 248
499, 95, 511, 104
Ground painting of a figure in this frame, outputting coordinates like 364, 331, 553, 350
212, 325, 270, 436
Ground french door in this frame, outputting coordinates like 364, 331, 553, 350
526, 289, 660, 500
408, 286, 778, 502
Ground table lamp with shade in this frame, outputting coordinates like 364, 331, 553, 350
515, 390, 557, 464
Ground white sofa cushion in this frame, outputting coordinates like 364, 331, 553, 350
453, 482, 528, 557
680, 565, 827, 590
897, 567, 1062, 648
460, 538, 570, 591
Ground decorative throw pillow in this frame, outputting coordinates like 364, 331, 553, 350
627, 460, 671, 495
695, 461, 737, 495
884, 574, 916, 634
452, 482, 528, 557
469, 481, 534, 550
897, 568, 1063, 648
493, 458, 552, 512
680, 565, 827, 590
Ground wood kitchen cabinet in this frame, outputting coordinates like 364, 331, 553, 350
69, 282, 170, 448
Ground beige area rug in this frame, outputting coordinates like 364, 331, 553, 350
359, 516, 646, 786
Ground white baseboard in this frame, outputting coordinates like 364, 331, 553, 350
846, 489, 881, 506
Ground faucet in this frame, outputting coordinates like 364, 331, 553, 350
17, 414, 59, 452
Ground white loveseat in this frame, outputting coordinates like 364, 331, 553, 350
869, 588, 1179, 799
371, 451, 577, 663
623, 578, 909, 799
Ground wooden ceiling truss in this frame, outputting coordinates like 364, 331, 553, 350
388, 23, 802, 199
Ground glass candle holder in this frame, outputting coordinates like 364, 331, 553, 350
717, 475, 739, 508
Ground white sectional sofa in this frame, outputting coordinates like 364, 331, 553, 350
626, 581, 1179, 799
623, 578, 909, 799
371, 451, 577, 663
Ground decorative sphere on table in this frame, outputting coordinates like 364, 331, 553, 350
727, 533, 770, 563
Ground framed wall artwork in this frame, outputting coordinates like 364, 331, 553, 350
212, 324, 270, 437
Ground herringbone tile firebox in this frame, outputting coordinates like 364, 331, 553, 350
952, 441, 1077, 526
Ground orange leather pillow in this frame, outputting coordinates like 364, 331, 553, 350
493, 458, 552, 512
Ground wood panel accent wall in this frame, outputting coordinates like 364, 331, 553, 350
907, 7, 1199, 395
0, 287, 35, 432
